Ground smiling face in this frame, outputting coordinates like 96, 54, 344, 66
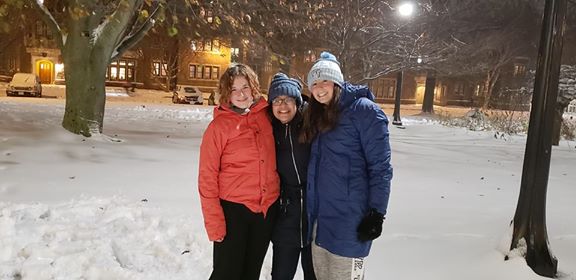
229, 76, 254, 109
310, 80, 335, 105
271, 96, 297, 124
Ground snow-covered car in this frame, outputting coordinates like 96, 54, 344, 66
172, 85, 203, 105
6, 73, 42, 97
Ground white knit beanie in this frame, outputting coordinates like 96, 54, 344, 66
307, 51, 344, 91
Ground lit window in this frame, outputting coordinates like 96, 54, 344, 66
110, 67, 118, 79
153, 62, 160, 76
152, 61, 167, 77
189, 65, 196, 79
189, 64, 220, 80
204, 66, 212, 79
207, 11, 213, 23
513, 64, 526, 76
231, 47, 240, 62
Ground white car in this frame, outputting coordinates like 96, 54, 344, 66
172, 85, 203, 105
6, 73, 42, 97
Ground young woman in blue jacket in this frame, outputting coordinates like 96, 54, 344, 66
300, 52, 393, 280
268, 73, 316, 280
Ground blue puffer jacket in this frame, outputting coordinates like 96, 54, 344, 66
307, 82, 393, 258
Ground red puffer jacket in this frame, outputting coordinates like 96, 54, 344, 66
198, 98, 280, 241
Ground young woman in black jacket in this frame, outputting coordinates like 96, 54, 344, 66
268, 73, 316, 280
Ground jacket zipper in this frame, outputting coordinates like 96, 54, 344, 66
287, 124, 304, 248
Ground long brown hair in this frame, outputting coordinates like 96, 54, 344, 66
300, 86, 341, 143
218, 63, 261, 105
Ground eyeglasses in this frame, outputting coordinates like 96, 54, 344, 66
272, 97, 296, 106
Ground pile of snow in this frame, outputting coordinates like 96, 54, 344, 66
0, 197, 211, 280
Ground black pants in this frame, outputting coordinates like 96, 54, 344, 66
210, 200, 278, 280
272, 244, 316, 280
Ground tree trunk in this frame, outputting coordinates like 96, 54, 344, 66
482, 69, 500, 110
552, 105, 566, 145
61, 57, 108, 137
61, 19, 111, 137
421, 72, 436, 114
392, 71, 403, 125
508, 0, 566, 277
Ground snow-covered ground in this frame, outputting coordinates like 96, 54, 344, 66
1, 99, 575, 280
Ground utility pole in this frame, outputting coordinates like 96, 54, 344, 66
508, 0, 567, 277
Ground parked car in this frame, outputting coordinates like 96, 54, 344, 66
6, 73, 42, 97
172, 85, 203, 105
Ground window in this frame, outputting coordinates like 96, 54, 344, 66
304, 50, 317, 63
196, 65, 203, 79
189, 65, 197, 79
206, 10, 214, 23
189, 64, 220, 80
35, 21, 51, 39
475, 84, 485, 96
264, 60, 272, 72
453, 83, 465, 96
191, 39, 221, 52
434, 85, 446, 101
110, 67, 118, 80
371, 78, 396, 99
212, 66, 220, 79
127, 61, 134, 80
106, 59, 136, 81
231, 47, 240, 62
204, 66, 212, 79
152, 61, 167, 77
513, 64, 526, 76
36, 21, 43, 37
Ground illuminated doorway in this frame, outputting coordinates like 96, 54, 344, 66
37, 60, 53, 84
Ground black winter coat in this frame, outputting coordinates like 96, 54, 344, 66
271, 111, 311, 248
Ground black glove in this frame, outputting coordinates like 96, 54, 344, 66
357, 209, 385, 242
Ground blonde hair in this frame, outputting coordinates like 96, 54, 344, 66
218, 63, 261, 105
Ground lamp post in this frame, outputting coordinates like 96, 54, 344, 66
392, 2, 415, 126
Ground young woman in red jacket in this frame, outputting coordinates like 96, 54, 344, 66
198, 63, 280, 280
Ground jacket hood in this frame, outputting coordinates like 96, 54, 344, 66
338, 82, 375, 108
213, 97, 269, 119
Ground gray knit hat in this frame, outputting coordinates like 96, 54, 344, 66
268, 72, 303, 107
307, 51, 344, 91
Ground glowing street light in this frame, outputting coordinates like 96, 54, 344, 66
398, 2, 415, 17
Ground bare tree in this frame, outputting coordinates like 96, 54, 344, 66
433, 0, 542, 109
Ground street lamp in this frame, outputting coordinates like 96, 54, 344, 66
398, 2, 415, 17
392, 2, 415, 126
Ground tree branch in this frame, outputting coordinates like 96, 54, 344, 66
111, 1, 164, 61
